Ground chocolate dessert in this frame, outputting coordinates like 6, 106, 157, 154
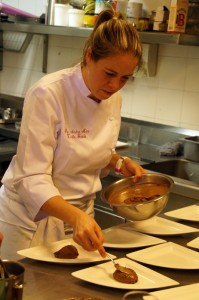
54, 245, 79, 259
109, 183, 168, 204
113, 267, 138, 284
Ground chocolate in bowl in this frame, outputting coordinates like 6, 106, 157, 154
101, 173, 174, 221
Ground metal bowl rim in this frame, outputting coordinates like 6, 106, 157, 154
101, 173, 174, 207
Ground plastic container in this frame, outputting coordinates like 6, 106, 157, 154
127, 1, 142, 27
84, 0, 95, 27
186, 2, 199, 34
181, 136, 199, 162
114, 0, 128, 18
54, 3, 70, 26
68, 8, 84, 27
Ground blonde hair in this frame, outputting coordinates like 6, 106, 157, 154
82, 8, 142, 66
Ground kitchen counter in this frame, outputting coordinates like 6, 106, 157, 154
18, 236, 199, 300
1, 117, 198, 299
11, 190, 199, 300
0, 123, 19, 140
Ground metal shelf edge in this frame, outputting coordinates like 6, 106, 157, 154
0, 23, 199, 45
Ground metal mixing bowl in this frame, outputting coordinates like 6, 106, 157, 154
101, 173, 174, 221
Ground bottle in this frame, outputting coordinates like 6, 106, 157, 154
94, 0, 111, 15
167, 0, 189, 32
84, 0, 96, 27
114, 0, 128, 18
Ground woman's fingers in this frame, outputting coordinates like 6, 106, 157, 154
97, 245, 106, 258
73, 221, 105, 257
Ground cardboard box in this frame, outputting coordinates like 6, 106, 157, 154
167, 0, 189, 32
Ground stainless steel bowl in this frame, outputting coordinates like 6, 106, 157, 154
101, 173, 174, 221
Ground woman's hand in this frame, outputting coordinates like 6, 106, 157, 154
121, 157, 146, 182
107, 153, 146, 182
41, 196, 106, 258
72, 211, 106, 258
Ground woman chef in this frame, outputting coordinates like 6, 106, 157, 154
0, 8, 144, 260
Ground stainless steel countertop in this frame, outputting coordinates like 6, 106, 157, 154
14, 191, 199, 300
1, 120, 199, 299
0, 137, 17, 162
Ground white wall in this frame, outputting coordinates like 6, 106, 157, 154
0, 0, 199, 131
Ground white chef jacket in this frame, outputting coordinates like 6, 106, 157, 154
0, 63, 122, 232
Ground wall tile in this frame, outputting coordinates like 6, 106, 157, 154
133, 74, 158, 88
1, 0, 199, 131
121, 84, 157, 119
18, 0, 37, 15
181, 92, 199, 127
47, 46, 82, 73
35, 0, 47, 17
158, 44, 188, 58
0, 67, 32, 96
155, 88, 183, 125
2, 0, 18, 7
185, 59, 199, 92
187, 46, 199, 59
157, 56, 187, 90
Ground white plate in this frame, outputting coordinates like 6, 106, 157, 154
125, 216, 199, 236
116, 140, 129, 148
165, 205, 199, 222
127, 242, 199, 269
102, 224, 166, 249
17, 238, 116, 264
72, 257, 179, 290
187, 237, 199, 250
152, 283, 199, 300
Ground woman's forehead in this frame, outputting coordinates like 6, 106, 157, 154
96, 53, 139, 73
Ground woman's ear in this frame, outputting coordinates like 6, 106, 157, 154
85, 47, 92, 64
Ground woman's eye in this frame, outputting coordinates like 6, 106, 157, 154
123, 76, 130, 81
105, 72, 115, 77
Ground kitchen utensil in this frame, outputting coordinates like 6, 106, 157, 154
0, 260, 25, 300
101, 173, 174, 221
181, 136, 199, 162
106, 253, 132, 275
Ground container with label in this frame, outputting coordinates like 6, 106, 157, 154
54, 3, 70, 26
186, 1, 199, 34
68, 8, 84, 27
127, 1, 142, 26
167, 0, 189, 32
113, 0, 128, 18
84, 0, 95, 27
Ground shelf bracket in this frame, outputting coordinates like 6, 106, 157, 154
134, 44, 159, 78
42, 34, 48, 73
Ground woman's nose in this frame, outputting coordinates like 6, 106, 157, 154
108, 78, 123, 91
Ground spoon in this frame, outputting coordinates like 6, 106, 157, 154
106, 253, 131, 275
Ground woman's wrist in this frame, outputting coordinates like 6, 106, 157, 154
114, 157, 124, 174
114, 156, 129, 175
